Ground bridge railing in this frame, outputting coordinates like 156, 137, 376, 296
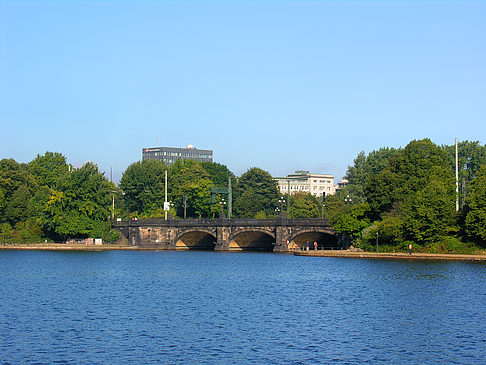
113, 217, 331, 227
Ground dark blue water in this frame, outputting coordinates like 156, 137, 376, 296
1, 251, 485, 364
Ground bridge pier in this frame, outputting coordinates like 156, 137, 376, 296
274, 226, 289, 252
214, 226, 230, 251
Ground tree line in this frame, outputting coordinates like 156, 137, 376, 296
1, 138, 485, 252
0, 154, 321, 243
327, 139, 486, 253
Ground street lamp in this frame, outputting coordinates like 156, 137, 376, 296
108, 189, 117, 221
275, 207, 280, 218
219, 198, 227, 218
345, 195, 352, 204
278, 196, 285, 215
183, 193, 187, 219
167, 201, 175, 219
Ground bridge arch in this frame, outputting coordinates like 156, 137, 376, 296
289, 229, 340, 250
229, 228, 276, 251
175, 230, 217, 250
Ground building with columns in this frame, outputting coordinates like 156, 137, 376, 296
142, 144, 213, 165
274, 170, 336, 197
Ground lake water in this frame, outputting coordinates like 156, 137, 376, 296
1, 250, 485, 364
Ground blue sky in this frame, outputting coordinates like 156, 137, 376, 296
1, 1, 485, 183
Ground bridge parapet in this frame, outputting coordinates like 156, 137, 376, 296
113, 217, 331, 228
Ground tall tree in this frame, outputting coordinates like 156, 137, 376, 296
233, 168, 280, 218
365, 139, 453, 217
443, 140, 486, 209
0, 158, 38, 224
28, 151, 69, 188
464, 165, 486, 245
444, 140, 486, 182
333, 203, 371, 243
287, 191, 320, 218
119, 159, 169, 216
345, 147, 398, 203
402, 172, 456, 244
200, 162, 235, 187
172, 162, 214, 218
43, 162, 114, 240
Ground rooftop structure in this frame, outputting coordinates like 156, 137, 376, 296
274, 170, 336, 197
142, 145, 213, 165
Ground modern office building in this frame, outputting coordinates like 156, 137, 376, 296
142, 145, 213, 165
274, 170, 336, 197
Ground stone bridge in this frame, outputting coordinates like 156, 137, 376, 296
113, 217, 343, 252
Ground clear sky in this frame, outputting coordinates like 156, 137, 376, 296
1, 1, 485, 183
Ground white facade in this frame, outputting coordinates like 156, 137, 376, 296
274, 170, 336, 197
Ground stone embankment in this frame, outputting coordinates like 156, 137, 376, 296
295, 250, 486, 262
0, 244, 138, 251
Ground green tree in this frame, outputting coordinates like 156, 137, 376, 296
0, 158, 38, 224
323, 194, 346, 222
287, 191, 320, 218
444, 140, 486, 182
402, 171, 456, 244
233, 168, 280, 218
444, 140, 486, 209
365, 139, 453, 219
119, 159, 169, 216
333, 203, 371, 242
43, 162, 114, 241
172, 163, 214, 218
28, 151, 69, 188
464, 165, 486, 245
200, 161, 235, 187
345, 147, 398, 203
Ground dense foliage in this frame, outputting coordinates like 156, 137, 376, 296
333, 139, 486, 252
0, 153, 117, 243
1, 139, 485, 252
233, 168, 280, 218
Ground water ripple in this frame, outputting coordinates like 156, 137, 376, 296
1, 251, 485, 364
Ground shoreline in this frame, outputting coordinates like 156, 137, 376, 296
295, 250, 486, 262
0, 244, 138, 251
1, 244, 486, 262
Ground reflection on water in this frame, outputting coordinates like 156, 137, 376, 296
1, 251, 485, 364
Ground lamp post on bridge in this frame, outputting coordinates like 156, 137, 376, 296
278, 196, 285, 217
183, 193, 187, 219
167, 201, 175, 219
219, 198, 227, 218
275, 207, 280, 218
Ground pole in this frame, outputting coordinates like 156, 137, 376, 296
165, 169, 168, 220
183, 193, 187, 219
287, 180, 290, 212
455, 138, 459, 212
228, 176, 232, 219
376, 232, 379, 252
112, 195, 115, 221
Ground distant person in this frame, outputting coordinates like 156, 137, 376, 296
306, 241, 310, 251
409, 243, 413, 255
314, 241, 318, 251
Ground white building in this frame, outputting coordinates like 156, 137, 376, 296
274, 170, 336, 197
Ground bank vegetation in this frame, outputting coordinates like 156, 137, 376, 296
0, 139, 485, 254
